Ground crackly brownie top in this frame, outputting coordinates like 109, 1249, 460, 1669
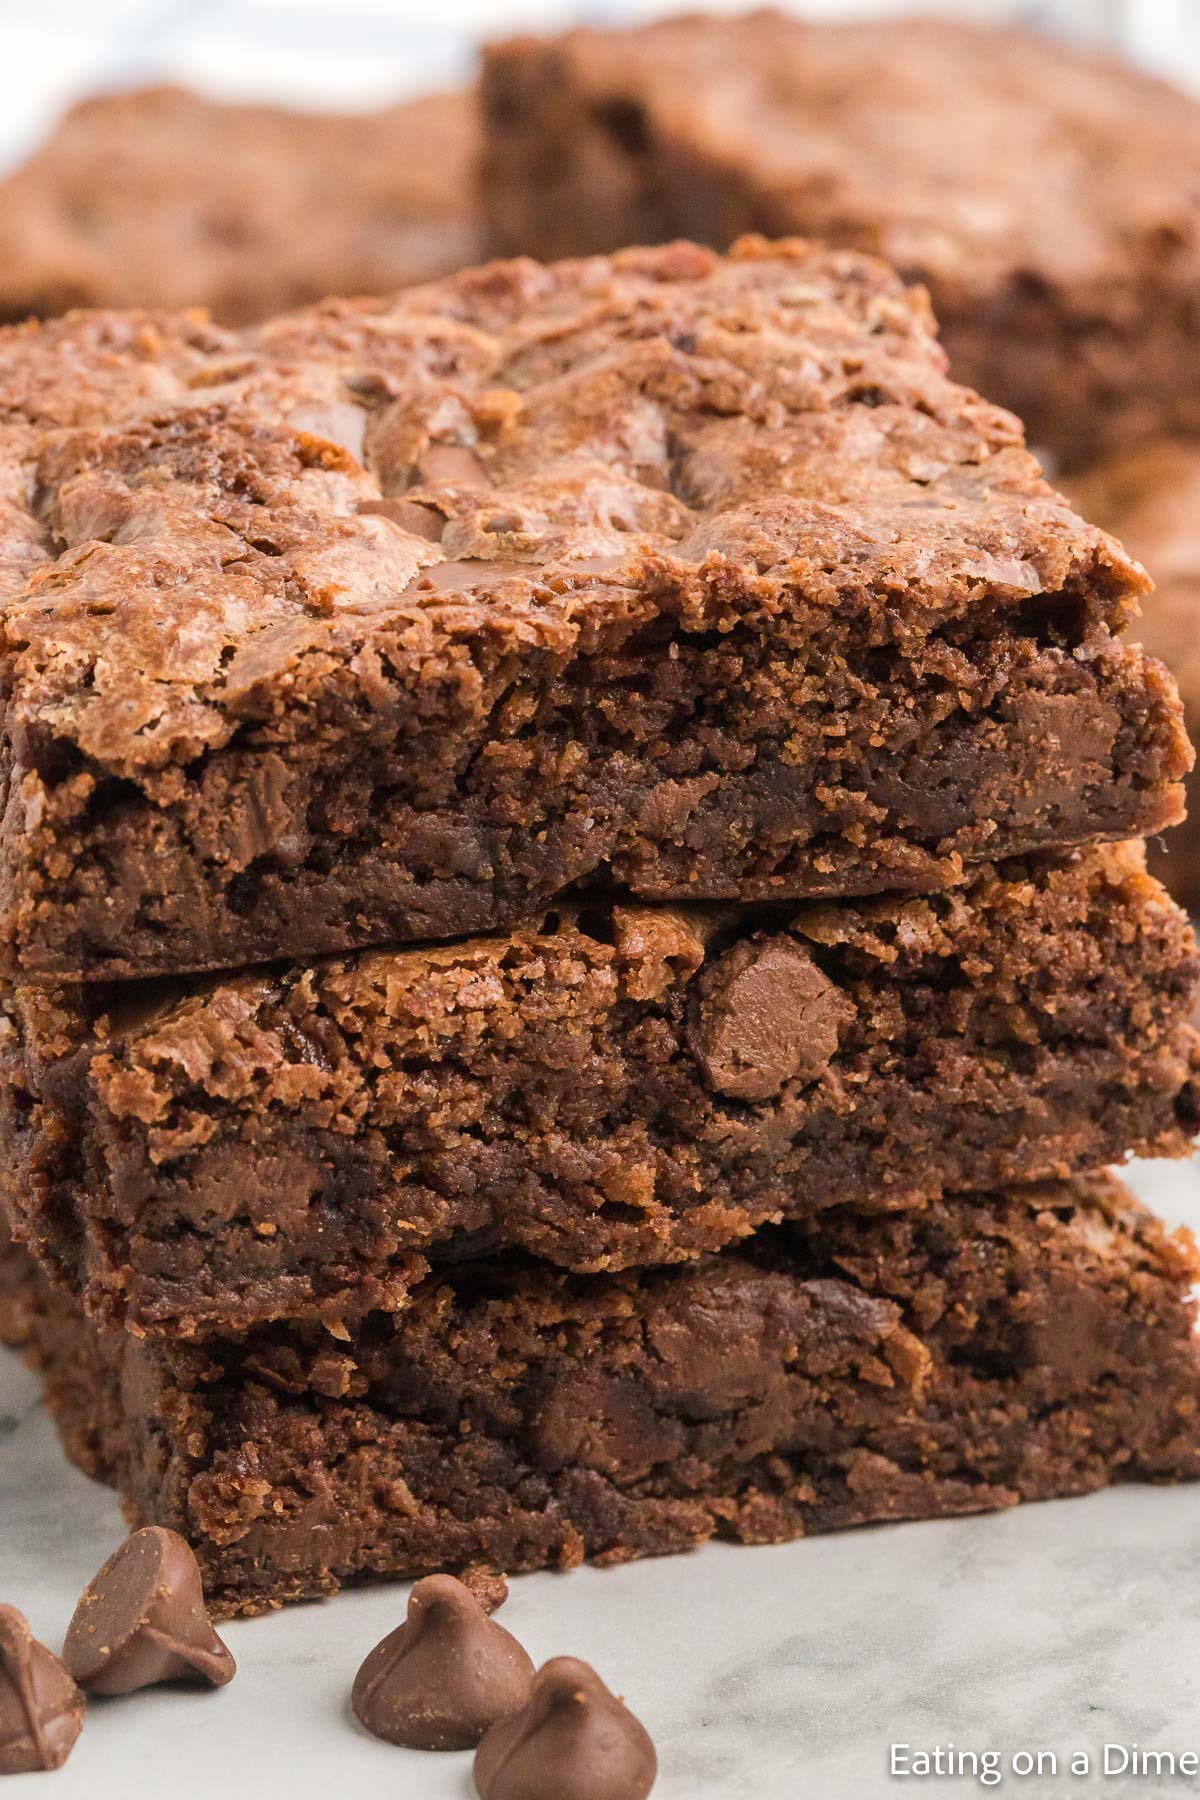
0, 86, 480, 327
0, 236, 1140, 788
495, 12, 1200, 301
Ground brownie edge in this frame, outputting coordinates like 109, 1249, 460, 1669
4, 1175, 1198, 1617
4, 845, 1198, 1335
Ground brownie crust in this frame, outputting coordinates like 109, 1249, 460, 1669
0, 86, 481, 328
5, 1176, 1198, 1617
482, 13, 1200, 466
0, 240, 1188, 981
3, 844, 1197, 1336
1069, 441, 1200, 912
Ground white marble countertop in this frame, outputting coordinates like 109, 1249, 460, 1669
1, 1155, 1197, 1798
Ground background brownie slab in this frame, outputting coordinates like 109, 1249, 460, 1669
0, 241, 1189, 981
0, 86, 480, 327
4, 1176, 1197, 1617
483, 13, 1200, 467
1070, 443, 1200, 913
4, 845, 1197, 1336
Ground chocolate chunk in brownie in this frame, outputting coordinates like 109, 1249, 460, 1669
482, 13, 1200, 466
3, 845, 1196, 1336
5, 1174, 1198, 1617
0, 240, 1188, 980
0, 86, 480, 327
1069, 441, 1200, 912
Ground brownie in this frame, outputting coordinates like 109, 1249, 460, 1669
1069, 443, 1200, 912
482, 13, 1200, 466
4, 1174, 1198, 1617
0, 86, 480, 327
4, 843, 1197, 1337
0, 240, 1189, 981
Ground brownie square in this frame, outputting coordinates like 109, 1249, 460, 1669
5, 1174, 1198, 1616
482, 13, 1200, 465
0, 86, 481, 327
4, 843, 1196, 1336
0, 240, 1188, 980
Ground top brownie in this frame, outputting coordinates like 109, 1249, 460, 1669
0, 238, 1188, 980
0, 86, 480, 327
482, 13, 1200, 465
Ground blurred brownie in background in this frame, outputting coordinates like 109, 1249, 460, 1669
0, 86, 481, 326
483, 11, 1200, 467
1070, 442, 1200, 912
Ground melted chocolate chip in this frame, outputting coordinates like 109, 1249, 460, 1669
687, 933, 847, 1100
474, 1656, 656, 1799
0, 1605, 83, 1773
63, 1527, 236, 1696
352, 1574, 533, 1751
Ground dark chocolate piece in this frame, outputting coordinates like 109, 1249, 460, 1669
0, 1606, 83, 1774
352, 1574, 533, 1750
63, 1527, 235, 1695
474, 1658, 656, 1800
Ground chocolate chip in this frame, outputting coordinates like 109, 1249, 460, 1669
687, 933, 848, 1101
352, 1574, 533, 1752
474, 1656, 656, 1800
0, 1605, 83, 1773
63, 1527, 236, 1695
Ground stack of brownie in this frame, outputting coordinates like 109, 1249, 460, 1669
1, 235, 1199, 1617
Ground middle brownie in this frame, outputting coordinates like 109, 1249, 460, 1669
4, 842, 1197, 1337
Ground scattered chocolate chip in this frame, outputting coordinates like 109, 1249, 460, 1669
687, 933, 848, 1100
63, 1527, 236, 1696
0, 1605, 83, 1774
474, 1656, 656, 1800
352, 1574, 533, 1752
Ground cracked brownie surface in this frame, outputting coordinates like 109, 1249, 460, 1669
0, 86, 480, 327
483, 13, 1200, 465
5, 1174, 1198, 1616
0, 239, 1188, 980
3, 843, 1196, 1335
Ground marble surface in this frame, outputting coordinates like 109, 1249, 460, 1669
0, 1155, 1197, 1797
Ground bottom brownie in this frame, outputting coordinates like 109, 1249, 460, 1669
3, 1177, 1199, 1618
